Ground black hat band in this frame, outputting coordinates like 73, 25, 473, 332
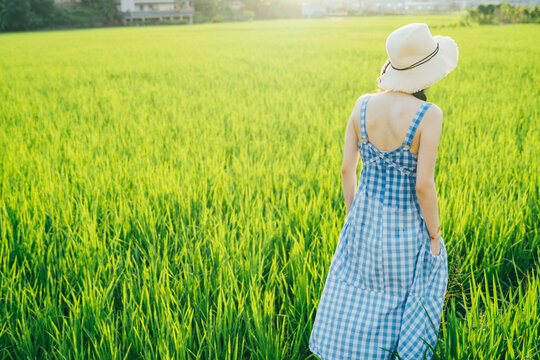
390, 42, 440, 71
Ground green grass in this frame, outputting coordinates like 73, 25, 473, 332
0, 16, 539, 359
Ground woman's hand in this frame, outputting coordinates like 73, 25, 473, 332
430, 236, 441, 256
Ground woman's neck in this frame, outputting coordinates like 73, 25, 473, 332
383, 89, 427, 101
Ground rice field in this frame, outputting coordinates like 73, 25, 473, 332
0, 16, 539, 359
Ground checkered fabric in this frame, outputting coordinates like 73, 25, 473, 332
309, 94, 449, 360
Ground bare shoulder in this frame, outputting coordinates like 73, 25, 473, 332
417, 102, 442, 133
415, 102, 443, 143
351, 93, 374, 113
426, 103, 443, 123
357, 92, 376, 103
350, 93, 372, 119
354, 93, 367, 107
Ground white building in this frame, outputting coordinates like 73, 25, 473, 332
117, 0, 194, 24
54, 0, 82, 5
403, 1, 435, 9
55, 0, 194, 23
119, 0, 175, 12
226, 0, 244, 10
302, 3, 328, 18
342, 1, 362, 12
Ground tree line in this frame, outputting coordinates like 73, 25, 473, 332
0, 0, 120, 31
2, 0, 539, 32
465, 2, 540, 24
192, 0, 301, 23
0, 0, 303, 31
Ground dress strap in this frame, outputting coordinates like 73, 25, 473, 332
359, 94, 372, 141
403, 102, 432, 146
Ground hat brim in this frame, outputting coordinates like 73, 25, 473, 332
377, 35, 459, 93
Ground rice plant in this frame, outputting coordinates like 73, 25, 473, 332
0, 16, 538, 359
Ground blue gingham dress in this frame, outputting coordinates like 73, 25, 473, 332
309, 94, 449, 360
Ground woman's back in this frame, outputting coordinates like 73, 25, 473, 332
348, 92, 439, 215
353, 91, 442, 157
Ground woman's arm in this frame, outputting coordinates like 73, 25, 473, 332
416, 105, 443, 255
341, 99, 361, 217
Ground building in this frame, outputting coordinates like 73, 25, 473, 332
54, 0, 82, 5
342, 1, 362, 12
302, 0, 364, 18
55, 0, 194, 24
118, 0, 194, 24
301, 3, 328, 18
403, 1, 435, 10
225, 0, 244, 10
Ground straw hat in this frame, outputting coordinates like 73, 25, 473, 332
377, 23, 459, 93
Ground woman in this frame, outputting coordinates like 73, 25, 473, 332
309, 23, 458, 360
